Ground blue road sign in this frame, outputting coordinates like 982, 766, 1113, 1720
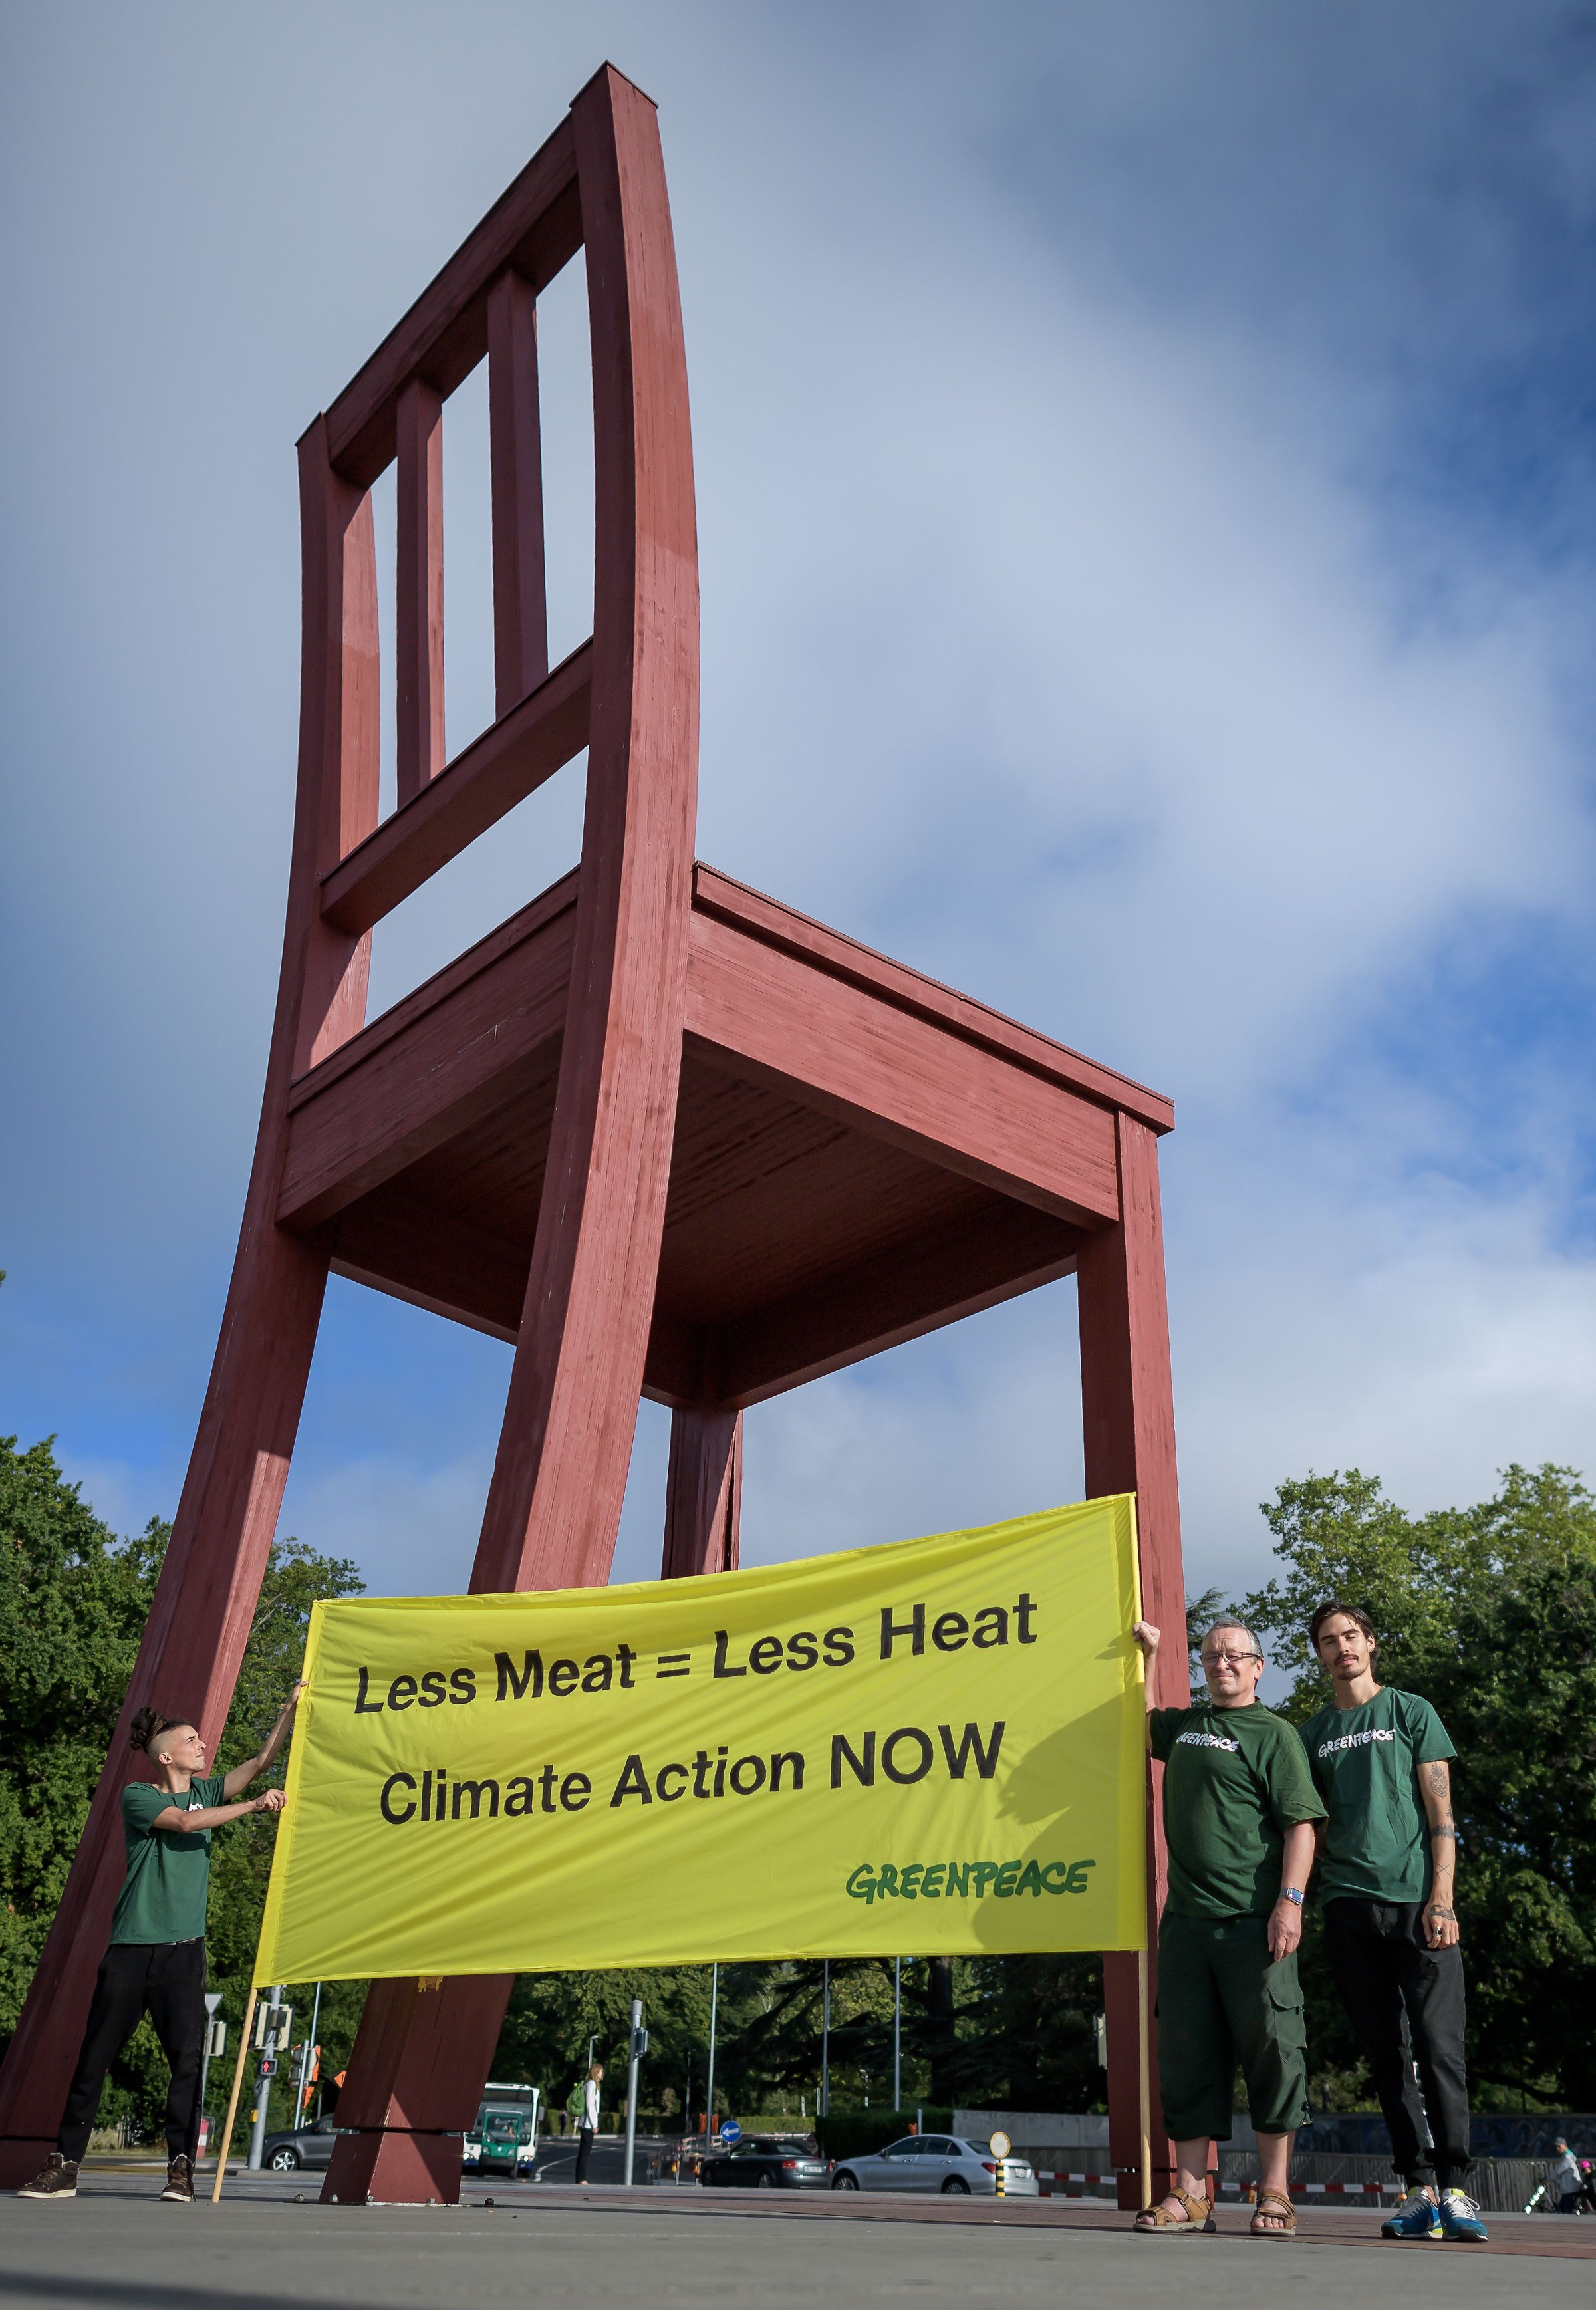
720, 2120, 741, 2145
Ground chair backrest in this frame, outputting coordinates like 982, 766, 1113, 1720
275, 61, 698, 1098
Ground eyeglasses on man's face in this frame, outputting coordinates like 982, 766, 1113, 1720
1200, 1646, 1261, 1668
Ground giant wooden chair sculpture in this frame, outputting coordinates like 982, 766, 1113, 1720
0, 66, 1191, 2207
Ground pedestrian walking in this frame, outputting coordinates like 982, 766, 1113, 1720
1130, 1618, 1325, 2239
1549, 2139, 1583, 2214
17, 1688, 301, 2205
574, 2061, 604, 2184
1300, 1602, 1487, 2244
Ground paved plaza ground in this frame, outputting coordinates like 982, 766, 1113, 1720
2, 2164, 1593, 2310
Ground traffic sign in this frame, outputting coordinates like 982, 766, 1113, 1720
988, 2130, 1011, 2158
720, 2119, 741, 2144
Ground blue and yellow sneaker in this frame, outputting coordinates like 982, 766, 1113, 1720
1436, 2190, 1488, 2242
1381, 2187, 1440, 2238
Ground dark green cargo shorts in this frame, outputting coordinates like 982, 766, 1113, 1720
1156, 1910, 1309, 2142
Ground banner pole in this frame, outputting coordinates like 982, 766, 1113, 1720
210, 1984, 258, 2205
1136, 1946, 1151, 2211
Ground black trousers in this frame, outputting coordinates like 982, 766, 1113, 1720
1324, 1898, 1471, 2190
574, 2124, 595, 2182
57, 1940, 207, 2164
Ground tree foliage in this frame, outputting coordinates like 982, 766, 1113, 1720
1242, 1462, 1596, 2109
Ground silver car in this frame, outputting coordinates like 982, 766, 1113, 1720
829, 2134, 1038, 2196
260, 2113, 344, 2171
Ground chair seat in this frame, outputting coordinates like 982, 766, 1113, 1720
279, 862, 1169, 1406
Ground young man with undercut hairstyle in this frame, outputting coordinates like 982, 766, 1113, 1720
1301, 1603, 1486, 2244
1130, 1616, 1325, 2238
17, 1687, 301, 2206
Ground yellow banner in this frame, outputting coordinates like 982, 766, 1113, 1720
255, 1495, 1146, 1982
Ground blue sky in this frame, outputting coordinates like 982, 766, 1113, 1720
4, 1, 1596, 1622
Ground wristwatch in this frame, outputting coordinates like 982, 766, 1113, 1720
1279, 1887, 1305, 1906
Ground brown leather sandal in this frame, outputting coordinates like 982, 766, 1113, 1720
1250, 2189, 1297, 2236
1133, 2188, 1215, 2234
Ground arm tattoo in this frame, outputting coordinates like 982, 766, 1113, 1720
1424, 1761, 1457, 1839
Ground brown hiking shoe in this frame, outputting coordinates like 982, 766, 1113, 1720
17, 2153, 77, 2200
161, 2154, 195, 2203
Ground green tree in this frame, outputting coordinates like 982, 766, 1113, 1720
1242, 1462, 1596, 2109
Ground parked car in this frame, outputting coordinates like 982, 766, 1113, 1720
261, 2114, 343, 2171
829, 2135, 1038, 2196
700, 2136, 830, 2189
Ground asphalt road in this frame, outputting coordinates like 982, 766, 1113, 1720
1, 2171, 1591, 2310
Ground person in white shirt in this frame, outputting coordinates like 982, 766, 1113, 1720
575, 2063, 604, 2185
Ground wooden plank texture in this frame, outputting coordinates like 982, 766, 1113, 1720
323, 118, 581, 488
709, 1193, 1081, 1406
685, 911, 1121, 1227
1077, 1114, 1185, 2214
330, 1187, 527, 1341
694, 864, 1174, 1136
279, 897, 573, 1228
661, 1407, 742, 1576
319, 638, 591, 934
395, 378, 445, 806
470, 66, 699, 1597
488, 267, 549, 713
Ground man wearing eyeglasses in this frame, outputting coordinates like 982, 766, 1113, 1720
1130, 1618, 1324, 2238
1300, 1601, 1486, 2242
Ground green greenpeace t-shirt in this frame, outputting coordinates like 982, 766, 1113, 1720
1299, 1687, 1455, 1904
1149, 1703, 1325, 1920
109, 1776, 225, 1944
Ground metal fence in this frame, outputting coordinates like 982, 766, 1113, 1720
1218, 2151, 1561, 2214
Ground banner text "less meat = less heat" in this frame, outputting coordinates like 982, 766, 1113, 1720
352, 1593, 1041, 1714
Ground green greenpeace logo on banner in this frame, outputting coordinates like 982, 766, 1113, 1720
845, 1857, 1097, 1904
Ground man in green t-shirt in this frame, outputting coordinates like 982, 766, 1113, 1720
1301, 1601, 1486, 2244
17, 1687, 301, 2206
1130, 1616, 1324, 2238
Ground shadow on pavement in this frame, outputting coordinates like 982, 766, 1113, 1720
0, 2278, 392, 2310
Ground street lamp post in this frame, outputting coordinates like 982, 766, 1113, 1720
893, 1958, 902, 2112
820, 1962, 829, 2118
623, 1998, 647, 2188
705, 1964, 718, 2140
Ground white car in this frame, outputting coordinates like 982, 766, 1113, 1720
830, 2134, 1038, 2196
